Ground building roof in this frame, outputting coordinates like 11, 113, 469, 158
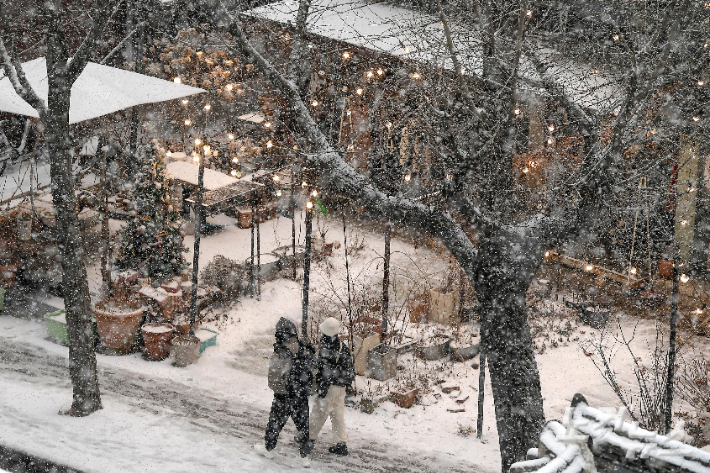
244, 0, 621, 111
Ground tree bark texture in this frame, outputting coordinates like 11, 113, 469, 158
46, 85, 102, 416
473, 233, 545, 472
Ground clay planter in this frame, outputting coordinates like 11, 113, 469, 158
659, 259, 674, 279
366, 344, 397, 381
142, 323, 174, 361
450, 343, 480, 362
172, 334, 201, 367
407, 300, 429, 323
391, 388, 418, 409
93, 299, 144, 354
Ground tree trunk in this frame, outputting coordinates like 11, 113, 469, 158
473, 234, 545, 472
45, 88, 102, 416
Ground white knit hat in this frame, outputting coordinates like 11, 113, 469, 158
319, 317, 340, 337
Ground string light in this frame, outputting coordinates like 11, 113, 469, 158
194, 138, 202, 145
547, 138, 554, 145
403, 46, 410, 54
526, 9, 533, 17
522, 167, 529, 173
276, 190, 282, 197
302, 181, 308, 188
204, 104, 211, 111
548, 124, 555, 132
386, 121, 393, 129
585, 264, 594, 271
698, 80, 705, 87
306, 201, 314, 209
693, 116, 700, 122
236, 171, 242, 178
182, 99, 189, 105
404, 174, 411, 182
680, 274, 690, 283
184, 119, 191, 126
356, 88, 364, 95
166, 151, 172, 157
411, 72, 421, 80
273, 175, 280, 182
342, 51, 351, 59
226, 84, 233, 91
173, 77, 182, 84
613, 34, 620, 41
514, 108, 521, 116
544, 251, 550, 258
311, 99, 319, 107
366, 71, 374, 78
264, 121, 272, 129
377, 68, 384, 76
231, 170, 237, 176
228, 133, 234, 140
266, 140, 273, 148
629, 267, 637, 275
312, 189, 318, 197
193, 155, 200, 162
232, 157, 239, 163
203, 145, 211, 154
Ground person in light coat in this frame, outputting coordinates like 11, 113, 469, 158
309, 317, 355, 456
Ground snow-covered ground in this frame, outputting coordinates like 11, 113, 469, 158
3, 212, 708, 472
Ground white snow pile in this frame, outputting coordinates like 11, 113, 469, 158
510, 394, 710, 473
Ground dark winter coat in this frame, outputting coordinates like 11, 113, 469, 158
314, 334, 355, 398
268, 318, 315, 399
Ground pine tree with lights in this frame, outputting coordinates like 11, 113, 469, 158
115, 142, 188, 282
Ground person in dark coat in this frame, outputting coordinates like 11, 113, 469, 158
254, 317, 315, 467
309, 317, 355, 456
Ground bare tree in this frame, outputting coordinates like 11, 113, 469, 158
0, 0, 120, 416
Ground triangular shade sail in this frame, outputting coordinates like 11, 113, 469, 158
0, 57, 205, 124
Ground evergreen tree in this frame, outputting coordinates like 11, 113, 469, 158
116, 143, 188, 282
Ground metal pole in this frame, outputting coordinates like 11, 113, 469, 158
250, 190, 255, 297
343, 213, 355, 390
99, 137, 112, 294
189, 150, 206, 336
664, 250, 679, 434
291, 175, 297, 280
301, 204, 313, 338
382, 221, 391, 336
256, 197, 261, 300
477, 349, 487, 439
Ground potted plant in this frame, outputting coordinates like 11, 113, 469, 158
93, 290, 145, 354
366, 344, 397, 381
141, 322, 174, 361
391, 381, 418, 409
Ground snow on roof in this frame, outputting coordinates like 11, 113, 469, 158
244, 0, 622, 111
510, 394, 710, 473
166, 161, 238, 191
0, 58, 205, 124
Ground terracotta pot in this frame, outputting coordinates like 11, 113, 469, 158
172, 334, 201, 367
391, 388, 418, 409
93, 300, 144, 354
142, 323, 174, 361
659, 259, 674, 279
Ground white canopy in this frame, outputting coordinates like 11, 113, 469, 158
0, 57, 205, 124
166, 161, 238, 191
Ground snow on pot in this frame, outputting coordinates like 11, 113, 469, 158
415, 335, 451, 361
93, 298, 144, 354
172, 334, 201, 367
366, 344, 397, 381
142, 323, 174, 361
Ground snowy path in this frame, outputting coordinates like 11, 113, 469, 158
0, 337, 485, 473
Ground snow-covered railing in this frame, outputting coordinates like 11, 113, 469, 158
510, 393, 710, 473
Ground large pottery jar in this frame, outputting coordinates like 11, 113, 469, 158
172, 334, 200, 367
142, 323, 174, 361
93, 298, 144, 354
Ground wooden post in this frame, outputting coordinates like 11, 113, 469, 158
189, 149, 206, 336
382, 221, 391, 335
302, 203, 313, 338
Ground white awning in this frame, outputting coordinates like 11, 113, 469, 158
166, 161, 238, 191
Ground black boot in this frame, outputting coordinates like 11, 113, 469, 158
328, 443, 348, 456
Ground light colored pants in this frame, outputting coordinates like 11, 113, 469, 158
309, 385, 347, 443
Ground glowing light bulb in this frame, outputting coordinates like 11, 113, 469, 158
194, 138, 202, 145
514, 108, 521, 116
302, 181, 308, 188
526, 10, 532, 17
266, 140, 273, 148
203, 145, 210, 154
166, 151, 172, 157
522, 167, 529, 174
680, 274, 690, 283
547, 138, 554, 145
693, 116, 700, 122
366, 71, 374, 78
306, 201, 314, 209
236, 171, 242, 178
696, 308, 704, 314
174, 77, 182, 84
548, 124, 555, 132
699, 80, 705, 86
544, 251, 550, 258
386, 121, 392, 128
377, 68, 384, 75
311, 100, 319, 107
585, 264, 594, 271
411, 72, 421, 80
629, 267, 637, 275
182, 99, 188, 105
232, 157, 239, 163
613, 34, 620, 41
193, 156, 200, 162
312, 190, 318, 197
264, 121, 272, 129
403, 46, 410, 54
228, 133, 234, 140
342, 51, 351, 59
356, 88, 364, 95
204, 104, 211, 111
273, 175, 280, 182
226, 84, 233, 91
404, 174, 411, 182
230, 170, 237, 176
276, 190, 282, 197
184, 119, 191, 126
681, 219, 689, 226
